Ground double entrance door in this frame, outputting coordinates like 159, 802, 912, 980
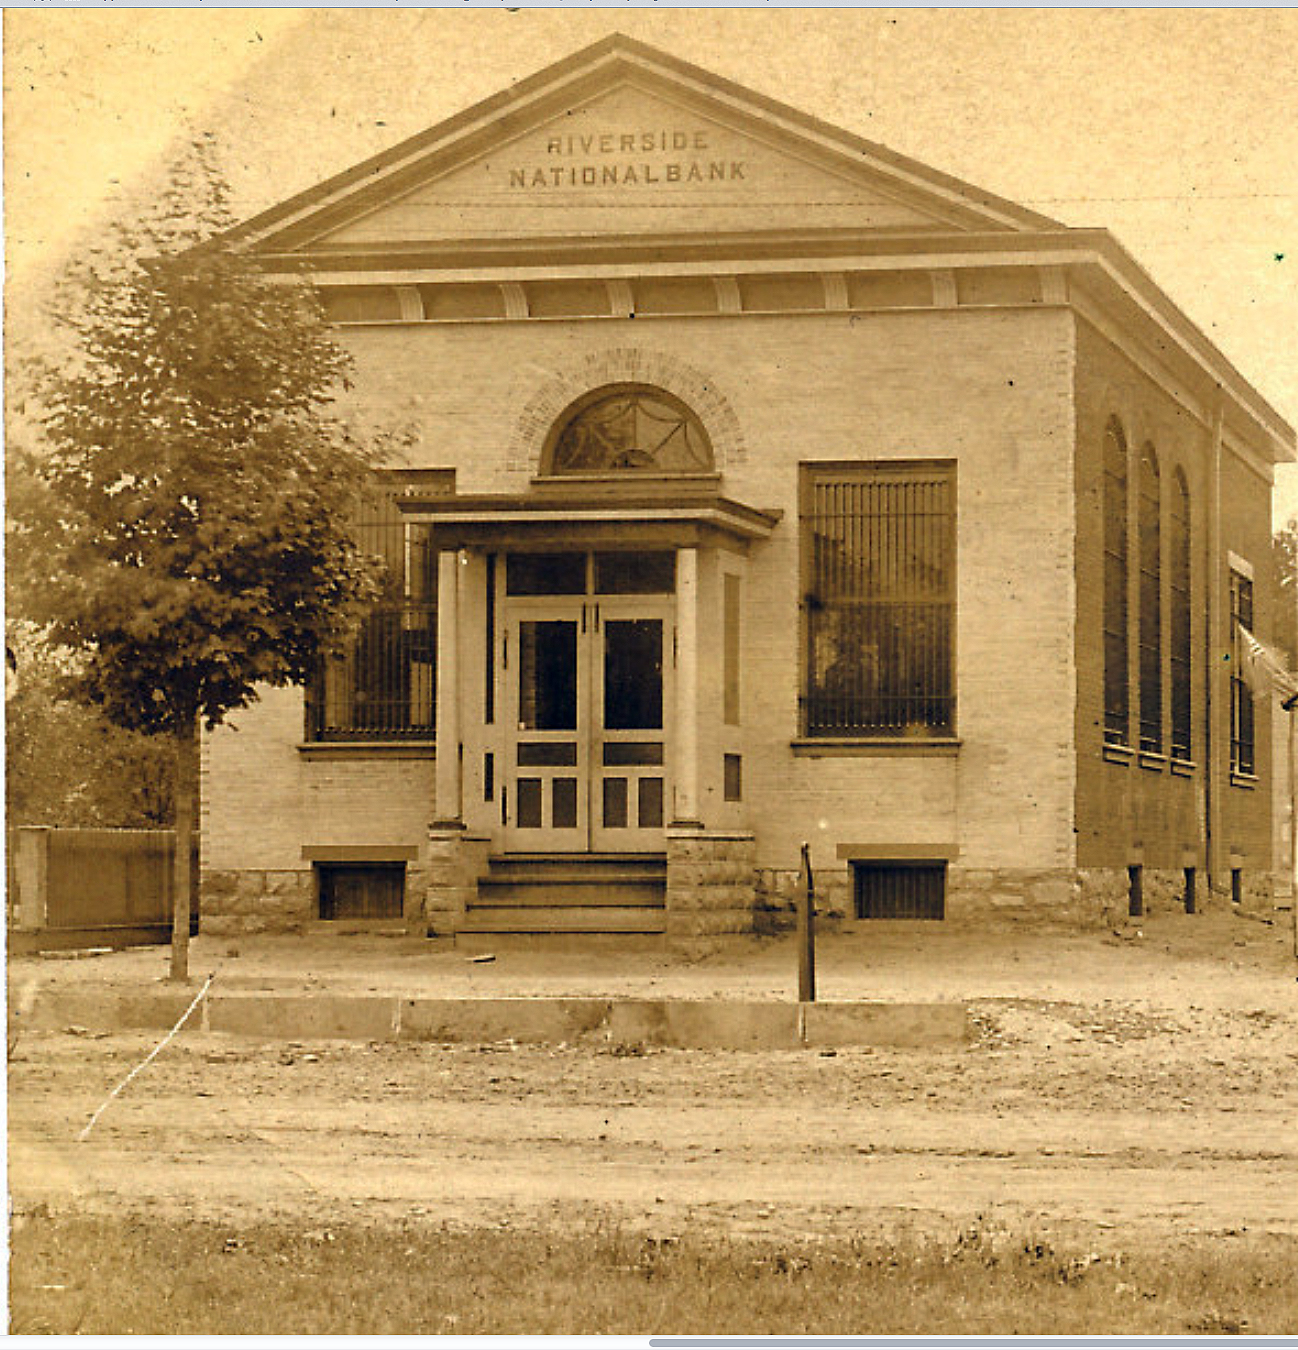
500, 552, 673, 853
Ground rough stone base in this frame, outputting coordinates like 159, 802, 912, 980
665, 829, 757, 956
1211, 867, 1276, 915
755, 862, 1283, 932
755, 867, 850, 934
200, 869, 314, 935
202, 859, 434, 936
424, 831, 491, 936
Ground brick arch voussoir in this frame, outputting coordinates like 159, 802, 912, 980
507, 348, 746, 477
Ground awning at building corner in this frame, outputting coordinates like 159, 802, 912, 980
395, 486, 782, 551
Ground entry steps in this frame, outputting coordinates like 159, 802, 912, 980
462, 853, 666, 935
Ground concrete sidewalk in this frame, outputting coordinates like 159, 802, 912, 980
8, 908, 1295, 1049
14, 983, 969, 1050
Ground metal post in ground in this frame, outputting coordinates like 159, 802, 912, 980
798, 841, 816, 1003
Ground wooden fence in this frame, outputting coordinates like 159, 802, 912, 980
8, 826, 198, 950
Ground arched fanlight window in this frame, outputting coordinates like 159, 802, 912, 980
1138, 442, 1162, 753
545, 385, 714, 476
1169, 467, 1192, 760
1103, 418, 1130, 745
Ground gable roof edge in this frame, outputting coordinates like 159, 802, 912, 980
220, 33, 1061, 251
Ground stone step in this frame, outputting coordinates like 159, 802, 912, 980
471, 882, 665, 908
457, 907, 668, 934
486, 853, 665, 878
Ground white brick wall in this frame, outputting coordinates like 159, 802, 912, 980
204, 305, 1077, 880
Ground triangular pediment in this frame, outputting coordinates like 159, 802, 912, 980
234, 36, 1058, 256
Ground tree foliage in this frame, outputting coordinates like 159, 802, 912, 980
1273, 517, 1298, 667
10, 137, 383, 740
5, 624, 173, 829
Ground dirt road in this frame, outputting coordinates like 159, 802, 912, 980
10, 910, 1298, 1246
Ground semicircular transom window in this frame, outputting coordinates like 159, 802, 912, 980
547, 386, 714, 475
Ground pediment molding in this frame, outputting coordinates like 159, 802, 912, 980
228, 36, 1058, 258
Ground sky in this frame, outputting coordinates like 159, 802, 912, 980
5, 7, 1296, 521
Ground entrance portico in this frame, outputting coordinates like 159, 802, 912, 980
409, 485, 779, 834
403, 483, 779, 941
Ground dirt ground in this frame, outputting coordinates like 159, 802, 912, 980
8, 908, 1298, 1249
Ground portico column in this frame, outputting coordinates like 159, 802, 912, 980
434, 548, 463, 825
673, 546, 702, 826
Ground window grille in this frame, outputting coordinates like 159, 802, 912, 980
317, 863, 405, 920
306, 473, 444, 741
1138, 444, 1162, 753
854, 862, 946, 920
801, 462, 955, 738
1169, 470, 1192, 759
1103, 419, 1130, 745
1230, 568, 1255, 775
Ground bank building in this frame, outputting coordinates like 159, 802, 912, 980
202, 36, 1296, 944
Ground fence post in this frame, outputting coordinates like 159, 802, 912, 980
14, 827, 51, 930
798, 841, 816, 1004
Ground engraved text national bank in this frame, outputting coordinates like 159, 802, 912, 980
509, 129, 747, 188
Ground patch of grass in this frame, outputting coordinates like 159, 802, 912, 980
9, 1208, 1297, 1335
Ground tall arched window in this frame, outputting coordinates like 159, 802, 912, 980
1138, 443, 1162, 753
1103, 419, 1130, 745
1169, 468, 1192, 760
544, 385, 714, 476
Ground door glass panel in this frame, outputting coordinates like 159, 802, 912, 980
552, 778, 578, 829
603, 777, 629, 829
517, 742, 579, 766
595, 552, 676, 595
638, 777, 665, 829
604, 619, 663, 730
518, 621, 578, 730
516, 778, 543, 828
507, 553, 587, 595
602, 741, 664, 766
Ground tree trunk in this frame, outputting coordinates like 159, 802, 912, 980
169, 715, 199, 983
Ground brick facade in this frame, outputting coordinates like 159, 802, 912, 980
199, 39, 1290, 937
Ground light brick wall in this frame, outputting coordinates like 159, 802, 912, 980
201, 685, 435, 925
205, 304, 1080, 915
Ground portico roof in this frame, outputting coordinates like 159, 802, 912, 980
396, 483, 782, 551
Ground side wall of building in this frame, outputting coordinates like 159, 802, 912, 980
1073, 315, 1275, 916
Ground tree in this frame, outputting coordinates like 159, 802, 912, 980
10, 139, 383, 979
6, 622, 174, 830
1273, 517, 1298, 668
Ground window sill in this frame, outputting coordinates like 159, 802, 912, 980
1102, 742, 1133, 765
1138, 751, 1167, 773
298, 741, 436, 760
791, 738, 961, 757
1170, 757, 1197, 778
1230, 771, 1259, 790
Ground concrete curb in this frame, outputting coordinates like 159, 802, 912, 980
15, 988, 970, 1050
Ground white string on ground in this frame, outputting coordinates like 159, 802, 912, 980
77, 972, 214, 1143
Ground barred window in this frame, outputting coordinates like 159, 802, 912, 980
1230, 566, 1255, 776
1169, 469, 1192, 760
306, 472, 447, 741
801, 461, 955, 738
1138, 443, 1162, 753
1103, 418, 1130, 745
